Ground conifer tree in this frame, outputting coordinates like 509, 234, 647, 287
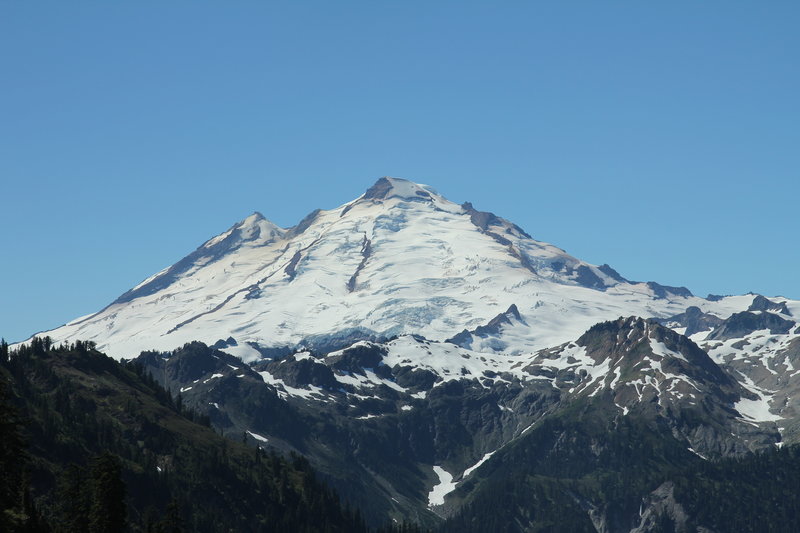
88, 453, 126, 533
56, 464, 89, 532
158, 499, 184, 533
0, 377, 27, 531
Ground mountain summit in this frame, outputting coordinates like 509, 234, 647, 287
27, 178, 780, 361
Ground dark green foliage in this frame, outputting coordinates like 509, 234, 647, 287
155, 499, 183, 533
671, 445, 800, 532
1, 338, 370, 532
440, 398, 800, 532
55, 464, 89, 532
376, 523, 429, 533
88, 453, 127, 533
0, 376, 25, 501
0, 372, 44, 532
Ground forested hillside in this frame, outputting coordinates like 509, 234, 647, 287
440, 399, 800, 532
0, 338, 372, 532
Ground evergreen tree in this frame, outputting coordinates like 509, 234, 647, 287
88, 454, 126, 533
158, 499, 184, 533
55, 464, 89, 533
2, 341, 370, 532
0, 377, 27, 531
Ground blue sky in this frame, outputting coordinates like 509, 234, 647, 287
1, 1, 798, 342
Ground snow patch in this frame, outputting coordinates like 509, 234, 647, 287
258, 370, 329, 401
735, 396, 782, 422
649, 338, 688, 362
246, 430, 269, 443
462, 451, 495, 479
428, 466, 457, 507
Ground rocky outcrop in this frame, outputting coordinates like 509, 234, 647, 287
630, 482, 691, 533
658, 306, 724, 336
446, 304, 523, 349
707, 311, 795, 341
748, 295, 792, 316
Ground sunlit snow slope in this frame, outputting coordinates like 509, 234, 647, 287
26, 177, 782, 361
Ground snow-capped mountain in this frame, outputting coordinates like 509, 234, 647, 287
20, 177, 800, 530
26, 177, 785, 362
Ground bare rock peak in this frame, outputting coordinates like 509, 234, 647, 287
363, 177, 395, 199
286, 208, 322, 238
748, 295, 792, 316
362, 176, 436, 201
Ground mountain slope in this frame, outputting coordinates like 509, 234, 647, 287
129, 318, 783, 528
0, 339, 371, 532
28, 177, 726, 361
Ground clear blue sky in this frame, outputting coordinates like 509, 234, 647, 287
1, 1, 798, 342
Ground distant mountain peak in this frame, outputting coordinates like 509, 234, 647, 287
362, 176, 439, 201
245, 210, 266, 222
203, 211, 284, 249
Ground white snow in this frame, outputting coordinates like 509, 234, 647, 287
649, 338, 688, 362
688, 447, 707, 460
382, 337, 524, 386
258, 370, 328, 401
428, 466, 457, 507
246, 430, 269, 443
735, 396, 783, 422
462, 451, 495, 479
332, 365, 406, 392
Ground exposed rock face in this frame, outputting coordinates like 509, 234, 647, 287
526, 317, 779, 456
325, 342, 388, 375
461, 201, 531, 238
446, 304, 523, 349
659, 305, 724, 336
259, 356, 339, 389
362, 176, 396, 200
631, 482, 690, 533
646, 281, 693, 299
597, 263, 627, 283
707, 311, 795, 341
748, 294, 792, 316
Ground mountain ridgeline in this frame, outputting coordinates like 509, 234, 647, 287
8, 177, 800, 531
